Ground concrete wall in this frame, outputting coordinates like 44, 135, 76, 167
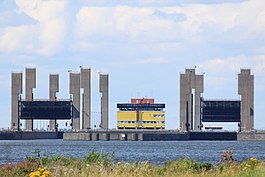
25, 68, 36, 131
63, 131, 239, 141
0, 132, 63, 140
11, 72, 22, 131
63, 132, 91, 140
70, 73, 80, 131
49, 74, 59, 131
99, 74, 109, 129
238, 69, 254, 131
81, 68, 91, 130
238, 132, 265, 141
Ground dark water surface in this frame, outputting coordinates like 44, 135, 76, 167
0, 140, 264, 165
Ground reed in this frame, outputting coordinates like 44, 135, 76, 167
0, 150, 264, 177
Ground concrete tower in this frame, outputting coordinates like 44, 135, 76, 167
49, 74, 59, 131
238, 69, 254, 132
99, 73, 109, 129
81, 68, 91, 130
25, 67, 36, 131
70, 72, 80, 131
11, 72, 23, 131
179, 68, 204, 131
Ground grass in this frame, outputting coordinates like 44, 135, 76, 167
0, 150, 264, 177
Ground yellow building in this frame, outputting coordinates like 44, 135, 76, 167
117, 98, 165, 129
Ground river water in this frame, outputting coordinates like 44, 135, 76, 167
0, 140, 264, 165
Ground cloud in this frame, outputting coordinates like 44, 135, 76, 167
73, 0, 265, 57
0, 10, 37, 27
0, 25, 39, 53
0, 0, 67, 56
199, 55, 265, 75
75, 6, 183, 43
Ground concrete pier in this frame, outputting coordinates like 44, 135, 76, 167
25, 68, 36, 131
180, 69, 204, 131
99, 74, 109, 129
81, 68, 91, 130
49, 74, 59, 131
70, 73, 81, 131
11, 72, 23, 131
238, 69, 254, 131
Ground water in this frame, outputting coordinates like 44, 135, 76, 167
0, 140, 264, 165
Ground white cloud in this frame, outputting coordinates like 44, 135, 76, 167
0, 25, 38, 53
0, 0, 67, 56
199, 55, 265, 75
75, 6, 181, 42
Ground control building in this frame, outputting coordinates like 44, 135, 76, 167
117, 98, 165, 129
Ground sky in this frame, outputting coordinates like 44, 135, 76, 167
1, 0, 265, 130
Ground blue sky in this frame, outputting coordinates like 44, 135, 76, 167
1, 0, 265, 130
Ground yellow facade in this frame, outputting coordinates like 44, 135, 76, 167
117, 111, 165, 129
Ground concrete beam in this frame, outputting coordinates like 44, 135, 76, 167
11, 72, 22, 131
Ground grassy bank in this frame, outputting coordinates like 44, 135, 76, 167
0, 150, 264, 177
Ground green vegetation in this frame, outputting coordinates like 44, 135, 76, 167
0, 150, 265, 177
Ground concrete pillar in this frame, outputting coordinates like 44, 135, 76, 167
81, 68, 91, 130
25, 68, 36, 131
49, 74, 59, 131
250, 75, 254, 129
92, 133, 99, 141
99, 74, 109, 129
238, 69, 254, 132
102, 133, 110, 141
70, 72, 80, 131
194, 75, 204, 131
179, 68, 204, 131
138, 133, 143, 141
11, 72, 23, 131
179, 74, 188, 131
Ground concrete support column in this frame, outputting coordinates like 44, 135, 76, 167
99, 74, 109, 129
49, 74, 59, 131
92, 133, 99, 141
179, 74, 188, 131
102, 133, 110, 141
11, 72, 23, 131
70, 73, 80, 131
25, 68, 36, 131
194, 75, 204, 131
179, 68, 204, 131
250, 75, 254, 130
81, 68, 91, 130
238, 69, 254, 132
